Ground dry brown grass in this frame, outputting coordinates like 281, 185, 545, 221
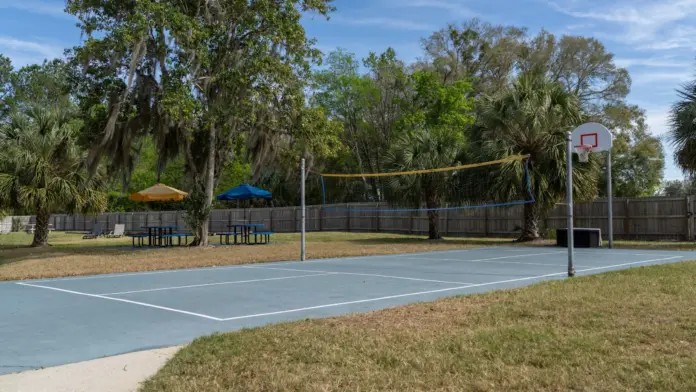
141, 261, 696, 392
0, 232, 510, 281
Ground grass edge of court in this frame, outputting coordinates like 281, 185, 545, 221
139, 259, 696, 392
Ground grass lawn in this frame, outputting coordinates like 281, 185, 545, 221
0, 231, 511, 281
140, 261, 696, 392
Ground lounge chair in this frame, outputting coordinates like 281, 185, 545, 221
83, 223, 105, 239
106, 224, 125, 238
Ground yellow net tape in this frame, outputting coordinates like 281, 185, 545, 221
321, 154, 530, 178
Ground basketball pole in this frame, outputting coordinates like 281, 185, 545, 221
566, 131, 575, 277
301, 158, 306, 261
607, 150, 614, 248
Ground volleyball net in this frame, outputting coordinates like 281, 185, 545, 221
316, 155, 534, 213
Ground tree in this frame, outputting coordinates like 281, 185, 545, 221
519, 32, 630, 113
669, 77, 696, 174
419, 19, 526, 93
0, 55, 12, 119
662, 180, 685, 197
312, 48, 408, 199
601, 104, 664, 197
385, 71, 475, 240
67, 0, 333, 245
0, 106, 107, 246
470, 72, 600, 241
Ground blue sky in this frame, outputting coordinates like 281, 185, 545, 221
1, 0, 694, 180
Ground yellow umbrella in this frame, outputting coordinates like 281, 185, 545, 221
129, 183, 188, 202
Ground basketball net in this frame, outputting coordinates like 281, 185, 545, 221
574, 145, 594, 163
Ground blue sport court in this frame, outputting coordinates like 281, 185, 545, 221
1, 245, 693, 374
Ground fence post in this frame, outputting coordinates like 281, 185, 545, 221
444, 208, 449, 236
409, 211, 414, 235
346, 204, 351, 232
294, 207, 298, 232
228, 210, 232, 230
623, 199, 631, 239
319, 207, 323, 232
484, 208, 489, 237
686, 196, 693, 241
270, 209, 274, 232
376, 204, 380, 233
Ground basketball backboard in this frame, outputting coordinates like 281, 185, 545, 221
571, 123, 612, 152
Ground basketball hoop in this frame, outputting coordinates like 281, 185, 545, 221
574, 144, 594, 163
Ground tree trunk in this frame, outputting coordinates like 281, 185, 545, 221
520, 202, 541, 241
425, 188, 442, 240
198, 124, 216, 246
31, 208, 50, 247
427, 209, 441, 240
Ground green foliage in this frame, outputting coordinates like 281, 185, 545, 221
0, 105, 108, 245
11, 217, 22, 232
600, 104, 664, 197
311, 48, 408, 185
0, 54, 12, 119
469, 72, 599, 240
669, 78, 696, 174
67, 0, 334, 244
384, 70, 475, 239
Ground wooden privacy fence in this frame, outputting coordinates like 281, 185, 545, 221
33, 196, 696, 241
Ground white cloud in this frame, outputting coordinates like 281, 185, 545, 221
0, 0, 67, 17
331, 15, 434, 31
397, 0, 478, 17
631, 70, 694, 86
615, 56, 693, 68
644, 107, 672, 136
0, 37, 64, 66
547, 0, 696, 50
565, 23, 594, 30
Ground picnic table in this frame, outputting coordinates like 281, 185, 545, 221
223, 223, 264, 245
142, 225, 181, 247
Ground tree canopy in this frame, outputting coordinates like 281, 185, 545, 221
0, 6, 681, 243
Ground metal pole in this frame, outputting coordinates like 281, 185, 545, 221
607, 150, 613, 248
300, 158, 306, 261
566, 132, 575, 277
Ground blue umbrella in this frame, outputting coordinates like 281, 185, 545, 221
216, 184, 272, 201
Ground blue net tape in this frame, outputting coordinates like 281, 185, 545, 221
319, 158, 535, 213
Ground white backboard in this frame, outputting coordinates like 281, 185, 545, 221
571, 123, 612, 152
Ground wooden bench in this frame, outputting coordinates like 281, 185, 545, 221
161, 233, 193, 247
250, 231, 274, 245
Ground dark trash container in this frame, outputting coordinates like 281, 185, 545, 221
556, 228, 602, 248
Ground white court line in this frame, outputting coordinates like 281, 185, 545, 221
26, 247, 505, 283
15, 282, 223, 321
403, 251, 567, 266
98, 273, 335, 296
16, 256, 684, 322
220, 255, 684, 321
242, 265, 473, 285
25, 246, 689, 284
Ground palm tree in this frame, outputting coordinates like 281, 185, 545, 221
468, 72, 599, 241
385, 127, 465, 240
0, 106, 107, 247
669, 79, 696, 173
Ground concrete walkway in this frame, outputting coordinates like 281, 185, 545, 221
0, 346, 180, 392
